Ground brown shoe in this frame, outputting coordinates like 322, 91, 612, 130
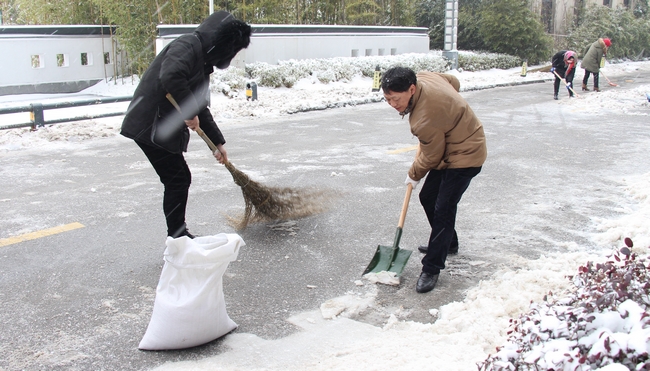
594, 87, 601, 92
582, 84, 590, 91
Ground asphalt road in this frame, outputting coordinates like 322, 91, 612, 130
1, 68, 649, 370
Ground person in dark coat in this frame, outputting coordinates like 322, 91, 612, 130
581, 38, 611, 92
121, 11, 251, 239
550, 50, 577, 100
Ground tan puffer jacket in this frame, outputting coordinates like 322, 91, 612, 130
407, 72, 488, 181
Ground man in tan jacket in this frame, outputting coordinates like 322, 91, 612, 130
381, 66, 487, 293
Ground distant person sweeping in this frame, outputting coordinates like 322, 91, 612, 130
380, 67, 487, 294
581, 38, 611, 92
550, 50, 577, 100
120, 11, 251, 239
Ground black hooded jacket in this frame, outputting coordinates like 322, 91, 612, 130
120, 11, 251, 153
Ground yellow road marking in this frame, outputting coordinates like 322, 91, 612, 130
0, 222, 85, 247
387, 145, 418, 154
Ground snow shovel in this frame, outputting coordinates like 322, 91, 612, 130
363, 183, 413, 277
552, 70, 580, 97
600, 71, 619, 87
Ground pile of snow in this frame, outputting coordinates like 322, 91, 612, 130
479, 243, 650, 370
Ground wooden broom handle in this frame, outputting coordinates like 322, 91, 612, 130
195, 127, 218, 152
165, 93, 220, 154
398, 183, 413, 229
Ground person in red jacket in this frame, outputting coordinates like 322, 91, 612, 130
380, 66, 487, 293
550, 50, 577, 100
121, 11, 251, 239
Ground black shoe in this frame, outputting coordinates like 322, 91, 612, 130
416, 272, 439, 293
553, 94, 558, 100
171, 229, 195, 239
418, 245, 458, 255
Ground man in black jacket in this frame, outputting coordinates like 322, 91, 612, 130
121, 11, 251, 238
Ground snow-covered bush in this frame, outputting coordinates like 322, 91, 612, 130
458, 51, 522, 71
214, 51, 522, 93
210, 67, 249, 97
276, 60, 313, 87
478, 238, 650, 371
244, 63, 284, 88
314, 68, 337, 84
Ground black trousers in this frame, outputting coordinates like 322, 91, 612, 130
419, 166, 482, 275
583, 70, 599, 89
554, 67, 575, 96
136, 141, 192, 238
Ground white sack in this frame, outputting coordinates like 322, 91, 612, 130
139, 233, 244, 350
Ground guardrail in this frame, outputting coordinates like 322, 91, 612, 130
0, 95, 133, 130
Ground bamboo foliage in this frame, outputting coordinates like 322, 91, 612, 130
3, 0, 413, 73
4, 0, 410, 27
346, 0, 382, 25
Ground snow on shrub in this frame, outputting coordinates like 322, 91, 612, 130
478, 238, 650, 371
214, 51, 523, 93
211, 67, 248, 96
245, 63, 284, 88
458, 51, 522, 72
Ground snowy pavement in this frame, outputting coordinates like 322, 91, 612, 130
0, 61, 649, 370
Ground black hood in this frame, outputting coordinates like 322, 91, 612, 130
194, 11, 251, 69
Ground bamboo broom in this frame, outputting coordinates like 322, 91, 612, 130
166, 93, 329, 229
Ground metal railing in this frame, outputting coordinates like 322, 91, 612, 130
0, 95, 133, 130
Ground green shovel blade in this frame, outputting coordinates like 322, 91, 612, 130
363, 227, 412, 277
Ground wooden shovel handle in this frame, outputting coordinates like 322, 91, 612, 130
398, 183, 413, 229
397, 147, 419, 228
552, 70, 579, 97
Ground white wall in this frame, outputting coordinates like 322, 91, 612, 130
0, 26, 121, 95
0, 36, 116, 86
0, 24, 428, 95
156, 24, 430, 66
240, 34, 428, 64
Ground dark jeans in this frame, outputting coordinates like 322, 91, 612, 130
583, 70, 599, 89
136, 141, 192, 238
419, 166, 482, 275
553, 67, 575, 96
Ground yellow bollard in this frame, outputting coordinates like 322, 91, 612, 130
520, 60, 527, 77
245, 83, 253, 100
245, 82, 257, 101
372, 66, 381, 92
